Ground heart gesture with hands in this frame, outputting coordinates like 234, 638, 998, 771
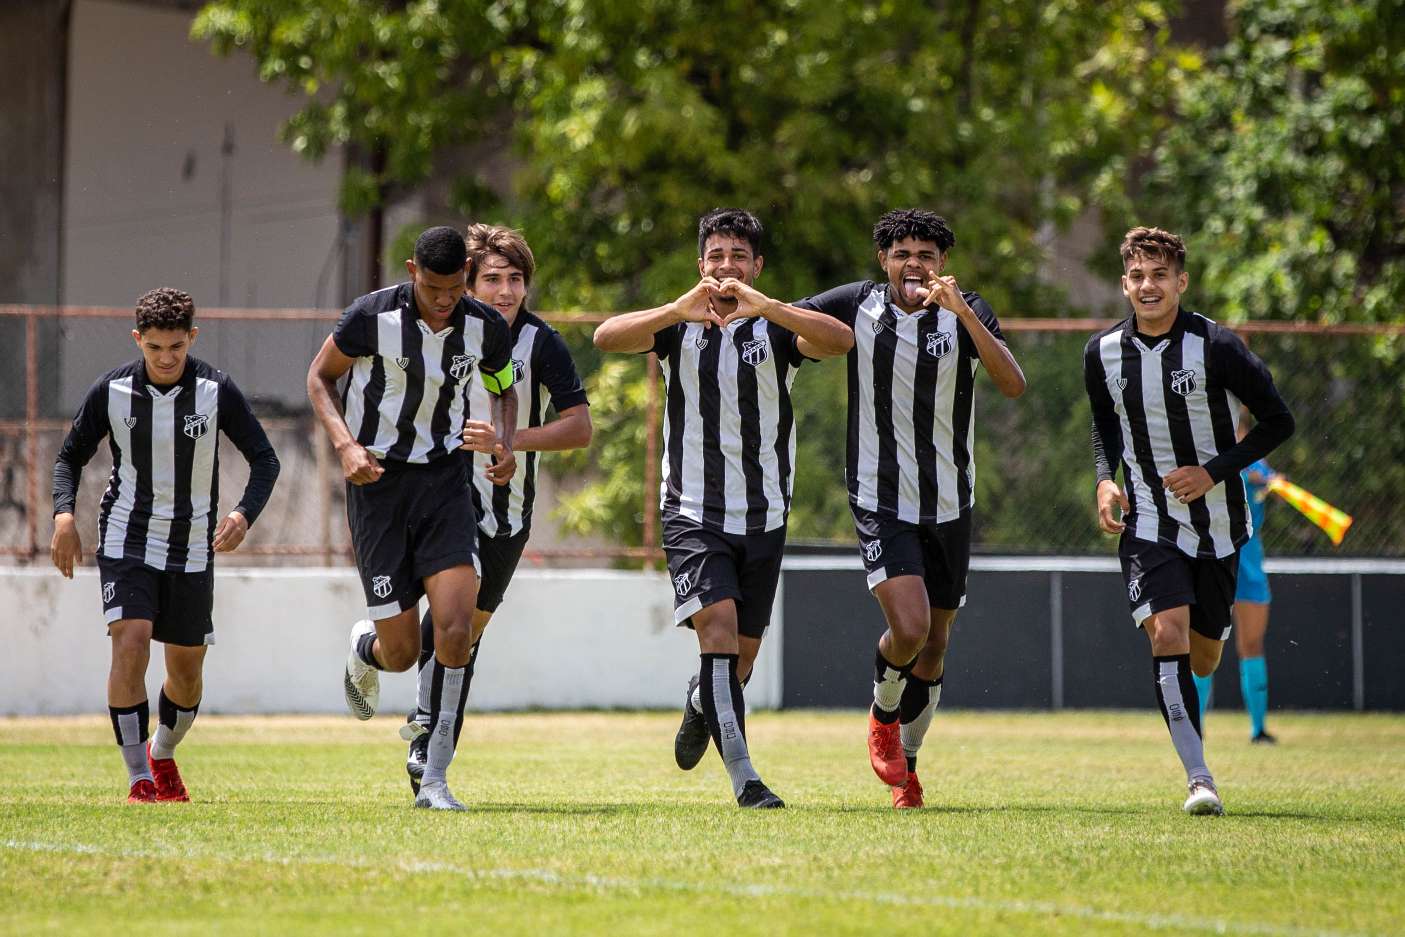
713, 278, 773, 325
674, 277, 727, 330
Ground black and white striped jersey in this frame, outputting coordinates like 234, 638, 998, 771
333, 283, 514, 464
651, 317, 811, 535
52, 357, 280, 573
468, 311, 589, 538
1084, 310, 1294, 559
797, 280, 1003, 525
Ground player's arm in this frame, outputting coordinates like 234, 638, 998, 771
593, 278, 725, 353
307, 333, 383, 485
1084, 340, 1129, 534
213, 375, 282, 553
714, 278, 853, 359
924, 278, 1025, 398
50, 381, 109, 578
512, 333, 592, 452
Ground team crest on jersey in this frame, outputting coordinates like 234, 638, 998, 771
512, 358, 526, 384
449, 354, 475, 379
1170, 369, 1197, 397
102, 581, 116, 603
123, 416, 138, 429
926, 330, 954, 359
871, 317, 884, 334
183, 413, 210, 440
395, 356, 411, 370
1127, 576, 1142, 603
862, 540, 883, 563
694, 333, 709, 351
740, 338, 770, 367
673, 569, 695, 597
1109, 375, 1128, 392
371, 575, 393, 599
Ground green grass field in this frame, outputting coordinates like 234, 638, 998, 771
3, 710, 1403, 936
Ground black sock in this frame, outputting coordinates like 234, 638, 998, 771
872, 649, 911, 723
898, 673, 940, 724
417, 608, 435, 670
1152, 653, 1210, 781
697, 653, 759, 797
109, 701, 152, 784
355, 630, 385, 670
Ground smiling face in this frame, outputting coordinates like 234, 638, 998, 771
132, 326, 197, 384
879, 236, 946, 312
1121, 251, 1188, 331
470, 252, 527, 323
699, 233, 763, 317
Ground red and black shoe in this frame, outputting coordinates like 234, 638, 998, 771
127, 778, 157, 803
867, 708, 907, 787
892, 771, 924, 809
147, 743, 191, 802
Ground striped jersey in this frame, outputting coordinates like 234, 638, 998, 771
52, 357, 280, 573
1084, 310, 1294, 559
467, 311, 589, 538
797, 280, 1003, 524
333, 282, 514, 465
652, 317, 811, 535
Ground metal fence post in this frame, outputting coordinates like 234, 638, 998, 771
25, 310, 40, 562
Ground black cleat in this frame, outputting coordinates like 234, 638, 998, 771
402, 713, 428, 795
737, 779, 785, 809
1251, 730, 1278, 745
674, 674, 710, 770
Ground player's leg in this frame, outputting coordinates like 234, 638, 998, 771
676, 631, 761, 771
410, 562, 478, 810
1235, 601, 1273, 742
146, 565, 215, 801
108, 617, 157, 802
895, 608, 954, 809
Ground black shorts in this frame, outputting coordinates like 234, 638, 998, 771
1119, 534, 1239, 640
346, 453, 479, 620
663, 518, 786, 640
477, 527, 530, 613
97, 555, 213, 647
852, 506, 971, 609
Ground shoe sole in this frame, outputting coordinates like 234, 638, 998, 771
344, 668, 376, 721
1184, 797, 1224, 816
674, 716, 709, 771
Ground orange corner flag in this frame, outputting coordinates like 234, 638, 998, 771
1266, 477, 1353, 546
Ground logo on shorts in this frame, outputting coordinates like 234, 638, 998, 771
862, 539, 883, 563
1128, 576, 1143, 603
102, 581, 115, 603
123, 416, 138, 429
371, 575, 393, 599
183, 413, 210, 440
449, 354, 475, 379
740, 338, 770, 367
1109, 375, 1127, 392
673, 569, 695, 597
511, 358, 526, 384
1170, 369, 1197, 397
925, 330, 954, 359
395, 356, 411, 370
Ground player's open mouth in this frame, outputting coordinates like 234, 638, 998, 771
1139, 295, 1162, 304
902, 276, 925, 302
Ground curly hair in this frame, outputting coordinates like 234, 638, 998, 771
1120, 226, 1186, 271
872, 209, 955, 253
135, 287, 195, 333
465, 223, 536, 288
697, 208, 763, 258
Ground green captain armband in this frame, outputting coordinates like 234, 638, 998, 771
481, 361, 515, 395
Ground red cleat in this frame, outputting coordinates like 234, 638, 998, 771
127, 778, 157, 803
892, 771, 924, 809
147, 743, 190, 802
868, 709, 907, 787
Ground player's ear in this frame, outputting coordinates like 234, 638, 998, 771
876, 249, 887, 270
405, 259, 417, 279
187, 326, 199, 345
1177, 269, 1189, 293
938, 251, 948, 274
131, 329, 142, 348
753, 254, 764, 279
697, 257, 706, 279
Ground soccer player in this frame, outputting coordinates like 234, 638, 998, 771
594, 208, 853, 808
51, 287, 280, 803
401, 223, 592, 793
795, 209, 1026, 809
1084, 226, 1294, 815
307, 226, 517, 811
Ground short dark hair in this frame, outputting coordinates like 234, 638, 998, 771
135, 287, 195, 333
465, 223, 536, 288
414, 225, 469, 275
1120, 226, 1186, 271
872, 209, 955, 253
697, 208, 763, 258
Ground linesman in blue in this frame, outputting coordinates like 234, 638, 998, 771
307, 225, 517, 811
52, 287, 280, 804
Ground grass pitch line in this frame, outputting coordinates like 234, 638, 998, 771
3, 838, 1377, 937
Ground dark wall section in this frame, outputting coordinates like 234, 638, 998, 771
782, 566, 1401, 711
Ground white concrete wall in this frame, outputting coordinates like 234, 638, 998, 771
0, 568, 783, 715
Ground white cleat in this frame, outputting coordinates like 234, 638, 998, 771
414, 781, 467, 812
1184, 777, 1224, 816
343, 619, 380, 720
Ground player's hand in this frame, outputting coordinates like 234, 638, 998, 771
50, 512, 82, 579
337, 440, 384, 485
715, 278, 772, 325
919, 274, 972, 316
672, 278, 726, 329
1163, 466, 1214, 504
213, 511, 249, 553
1096, 480, 1129, 534
485, 443, 516, 486
461, 419, 498, 453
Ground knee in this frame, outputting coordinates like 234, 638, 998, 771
889, 617, 930, 656
110, 632, 150, 669
376, 637, 420, 672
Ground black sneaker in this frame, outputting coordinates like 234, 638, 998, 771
737, 779, 785, 809
402, 713, 429, 795
1251, 730, 1278, 745
674, 675, 710, 770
